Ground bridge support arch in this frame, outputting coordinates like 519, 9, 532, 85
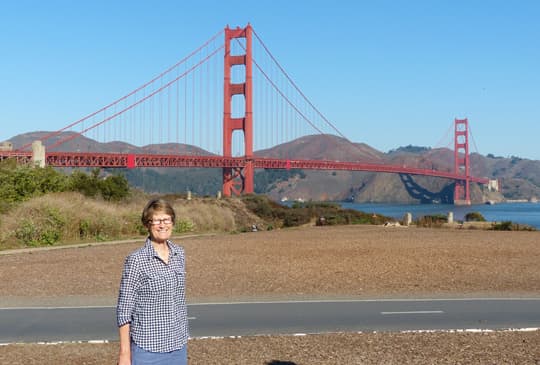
454, 118, 471, 205
222, 25, 254, 196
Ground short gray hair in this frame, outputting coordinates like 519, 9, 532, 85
141, 198, 176, 226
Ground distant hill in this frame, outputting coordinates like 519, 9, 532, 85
5, 132, 539, 203
7, 132, 221, 196
7, 131, 212, 155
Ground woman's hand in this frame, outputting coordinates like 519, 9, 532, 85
117, 323, 131, 365
117, 352, 131, 365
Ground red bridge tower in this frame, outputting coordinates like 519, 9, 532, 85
454, 118, 471, 205
222, 25, 254, 196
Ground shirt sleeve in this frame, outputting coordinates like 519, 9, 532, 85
116, 254, 140, 327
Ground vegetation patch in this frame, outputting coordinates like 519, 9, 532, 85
465, 211, 486, 222
491, 221, 536, 231
241, 196, 391, 228
415, 214, 447, 228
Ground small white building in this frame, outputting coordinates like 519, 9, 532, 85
487, 179, 499, 192
0, 141, 13, 151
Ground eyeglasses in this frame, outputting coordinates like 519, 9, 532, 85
148, 218, 173, 225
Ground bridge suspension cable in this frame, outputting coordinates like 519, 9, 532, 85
1, 24, 491, 204
252, 29, 347, 140
248, 28, 383, 161
17, 29, 225, 153
467, 123, 481, 155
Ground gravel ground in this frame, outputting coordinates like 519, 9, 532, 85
1, 225, 539, 363
2, 331, 540, 365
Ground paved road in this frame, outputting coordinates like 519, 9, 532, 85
1, 298, 539, 343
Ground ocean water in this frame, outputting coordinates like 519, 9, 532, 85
339, 202, 540, 229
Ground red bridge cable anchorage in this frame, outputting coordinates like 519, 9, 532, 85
251, 29, 382, 162
17, 29, 225, 152
47, 45, 224, 151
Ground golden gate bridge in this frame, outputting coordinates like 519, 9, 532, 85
0, 24, 491, 204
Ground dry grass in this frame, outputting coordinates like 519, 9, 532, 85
0, 192, 144, 249
175, 198, 261, 233
0, 193, 263, 249
1, 225, 539, 363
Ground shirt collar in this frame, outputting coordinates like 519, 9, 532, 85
143, 237, 181, 259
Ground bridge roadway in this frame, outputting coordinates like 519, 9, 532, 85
1, 298, 539, 343
0, 151, 489, 184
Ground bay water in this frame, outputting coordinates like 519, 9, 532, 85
339, 202, 540, 229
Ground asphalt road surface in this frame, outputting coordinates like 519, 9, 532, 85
1, 298, 539, 343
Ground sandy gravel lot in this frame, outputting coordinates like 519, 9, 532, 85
1, 225, 539, 364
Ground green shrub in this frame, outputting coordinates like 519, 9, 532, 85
416, 214, 447, 227
465, 212, 486, 222
241, 194, 281, 219
69, 169, 130, 201
99, 174, 130, 201
282, 209, 311, 227
492, 221, 514, 231
0, 162, 69, 208
14, 207, 66, 247
174, 219, 195, 234
241, 196, 390, 228
69, 170, 99, 197
14, 220, 39, 246
490, 221, 536, 231
78, 219, 92, 239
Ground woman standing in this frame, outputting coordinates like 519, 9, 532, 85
117, 198, 189, 365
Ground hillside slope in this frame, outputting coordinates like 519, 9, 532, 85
6, 132, 539, 203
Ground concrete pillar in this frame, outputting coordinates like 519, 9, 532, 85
31, 140, 45, 168
488, 179, 499, 192
404, 212, 412, 226
187, 190, 192, 200
447, 211, 454, 224
217, 191, 222, 199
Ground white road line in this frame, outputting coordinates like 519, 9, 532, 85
0, 306, 114, 310
2, 297, 540, 310
2, 328, 538, 346
189, 297, 540, 306
381, 310, 444, 315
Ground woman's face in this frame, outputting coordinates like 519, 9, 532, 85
147, 212, 173, 243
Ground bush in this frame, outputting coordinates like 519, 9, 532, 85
14, 206, 66, 246
241, 194, 285, 220
70, 169, 130, 201
0, 163, 130, 213
465, 212, 486, 222
489, 221, 536, 231
0, 162, 69, 210
282, 209, 311, 227
491, 221, 513, 231
99, 174, 131, 201
174, 219, 195, 234
416, 214, 447, 227
69, 170, 100, 197
241, 196, 391, 228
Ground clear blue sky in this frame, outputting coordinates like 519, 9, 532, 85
1, 0, 539, 159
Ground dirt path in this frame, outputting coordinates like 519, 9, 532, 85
1, 225, 539, 305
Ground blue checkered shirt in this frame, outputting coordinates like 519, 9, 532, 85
116, 238, 189, 353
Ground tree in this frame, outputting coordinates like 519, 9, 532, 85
99, 174, 130, 201
465, 212, 486, 222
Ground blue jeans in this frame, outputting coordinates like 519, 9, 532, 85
131, 342, 187, 365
